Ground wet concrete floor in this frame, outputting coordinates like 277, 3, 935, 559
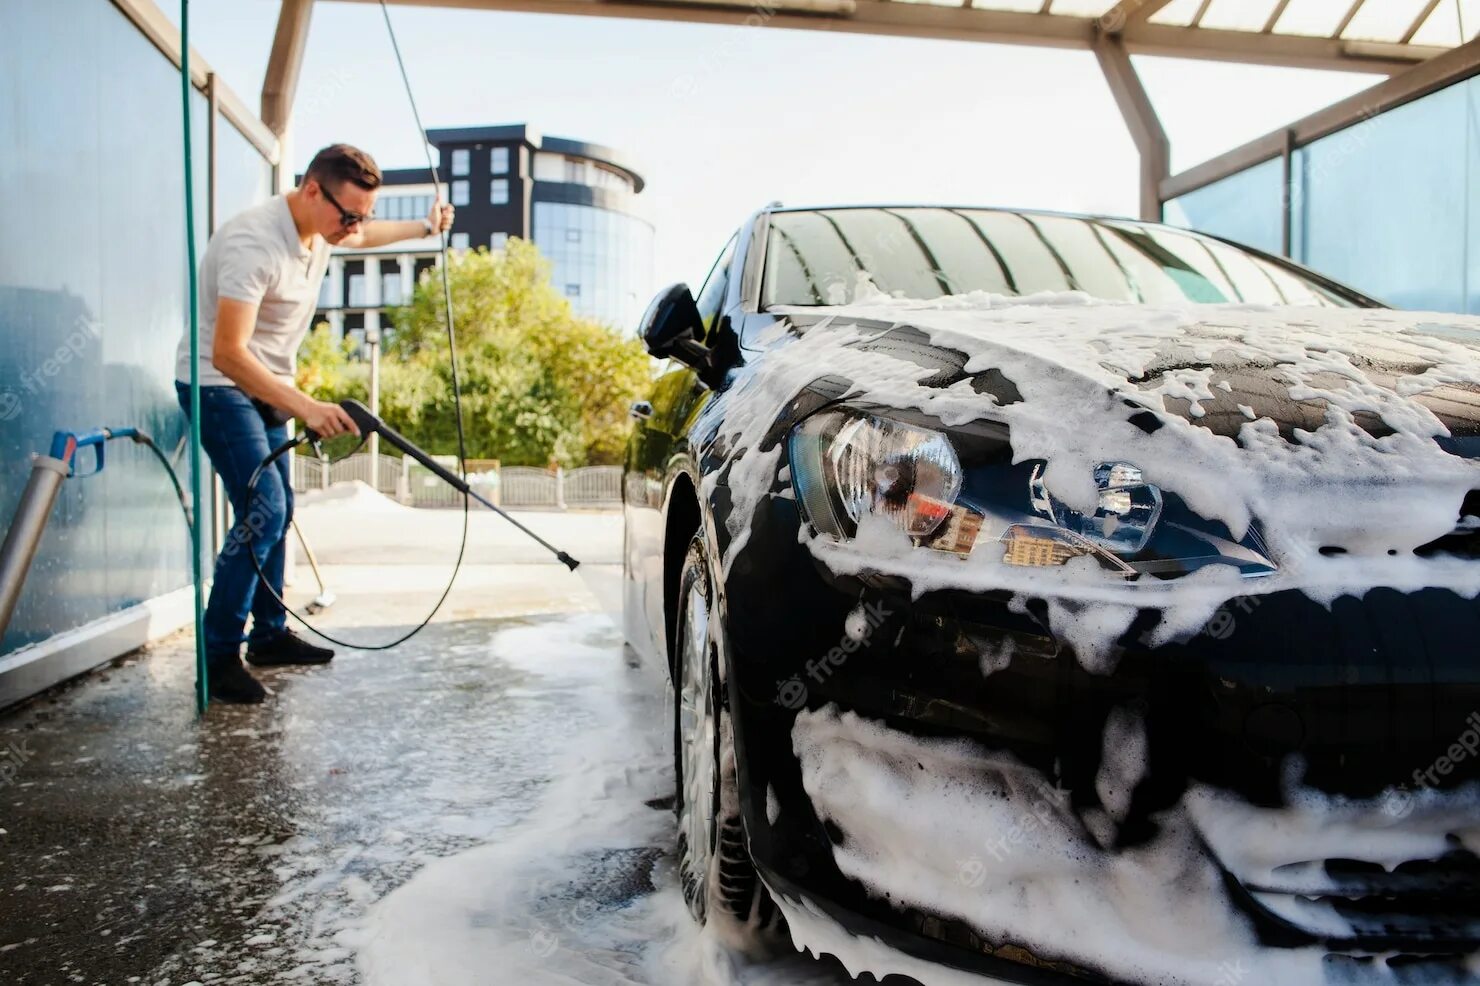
0, 611, 617, 985
0, 497, 866, 986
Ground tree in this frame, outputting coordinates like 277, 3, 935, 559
295, 321, 360, 397
296, 238, 653, 467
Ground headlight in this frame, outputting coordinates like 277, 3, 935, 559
1028, 461, 1163, 555
788, 404, 1276, 580
789, 410, 962, 540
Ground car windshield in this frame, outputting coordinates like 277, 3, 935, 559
761, 208, 1366, 309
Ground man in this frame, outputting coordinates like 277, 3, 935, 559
174, 143, 453, 704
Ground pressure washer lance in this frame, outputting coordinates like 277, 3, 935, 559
307, 399, 581, 571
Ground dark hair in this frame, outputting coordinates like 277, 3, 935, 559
303, 143, 381, 192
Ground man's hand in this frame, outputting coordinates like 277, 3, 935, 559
301, 399, 360, 439
428, 199, 454, 235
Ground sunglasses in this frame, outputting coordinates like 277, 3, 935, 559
319, 182, 375, 228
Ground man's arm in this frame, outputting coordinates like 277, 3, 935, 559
340, 200, 455, 249
212, 297, 358, 438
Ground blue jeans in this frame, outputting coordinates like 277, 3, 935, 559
175, 382, 292, 658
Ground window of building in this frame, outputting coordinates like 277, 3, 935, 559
490, 179, 509, 205
564, 159, 586, 184
565, 283, 581, 298
592, 166, 630, 193
491, 232, 509, 251
491, 147, 509, 174
533, 152, 564, 182
450, 148, 470, 176
451, 232, 470, 251
381, 272, 403, 306
566, 228, 580, 243
451, 180, 469, 206
347, 273, 367, 308
387, 196, 422, 222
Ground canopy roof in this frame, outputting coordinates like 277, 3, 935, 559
329, 0, 1477, 73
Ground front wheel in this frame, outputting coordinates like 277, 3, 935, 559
672, 533, 783, 948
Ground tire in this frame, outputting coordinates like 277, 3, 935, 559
672, 532, 783, 949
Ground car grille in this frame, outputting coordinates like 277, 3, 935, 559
1231, 850, 1480, 955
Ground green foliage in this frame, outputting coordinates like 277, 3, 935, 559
296, 239, 653, 466
295, 322, 361, 398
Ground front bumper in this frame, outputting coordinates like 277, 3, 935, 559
719, 495, 1480, 985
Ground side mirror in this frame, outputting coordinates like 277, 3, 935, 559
639, 284, 710, 369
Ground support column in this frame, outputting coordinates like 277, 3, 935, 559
398, 253, 414, 303
261, 0, 314, 137
1093, 30, 1170, 222
365, 259, 382, 483
367, 336, 382, 489
1280, 128, 1295, 257
327, 255, 345, 315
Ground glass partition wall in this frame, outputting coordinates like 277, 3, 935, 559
0, 2, 275, 654
1166, 75, 1479, 315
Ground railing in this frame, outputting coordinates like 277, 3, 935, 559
564, 465, 623, 505
291, 453, 622, 509
500, 466, 558, 507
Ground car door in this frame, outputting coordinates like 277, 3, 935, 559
624, 234, 739, 665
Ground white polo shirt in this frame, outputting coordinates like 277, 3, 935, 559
175, 194, 331, 387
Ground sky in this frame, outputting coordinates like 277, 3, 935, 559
167, 0, 1379, 290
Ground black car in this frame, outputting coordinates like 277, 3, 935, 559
623, 204, 1480, 985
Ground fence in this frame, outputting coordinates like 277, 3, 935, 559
291, 453, 622, 509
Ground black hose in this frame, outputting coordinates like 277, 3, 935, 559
244, 436, 453, 651
124, 431, 195, 528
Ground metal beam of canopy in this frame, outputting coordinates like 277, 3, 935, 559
1094, 30, 1169, 222
328, 0, 1448, 72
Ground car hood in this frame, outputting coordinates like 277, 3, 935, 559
778, 298, 1480, 451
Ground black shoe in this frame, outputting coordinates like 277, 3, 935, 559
246, 629, 334, 667
207, 657, 267, 704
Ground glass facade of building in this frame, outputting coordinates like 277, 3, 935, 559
0, 2, 273, 654
533, 201, 655, 330
377, 193, 436, 222
1166, 76, 1480, 315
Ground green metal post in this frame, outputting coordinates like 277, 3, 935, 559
181, 0, 209, 714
